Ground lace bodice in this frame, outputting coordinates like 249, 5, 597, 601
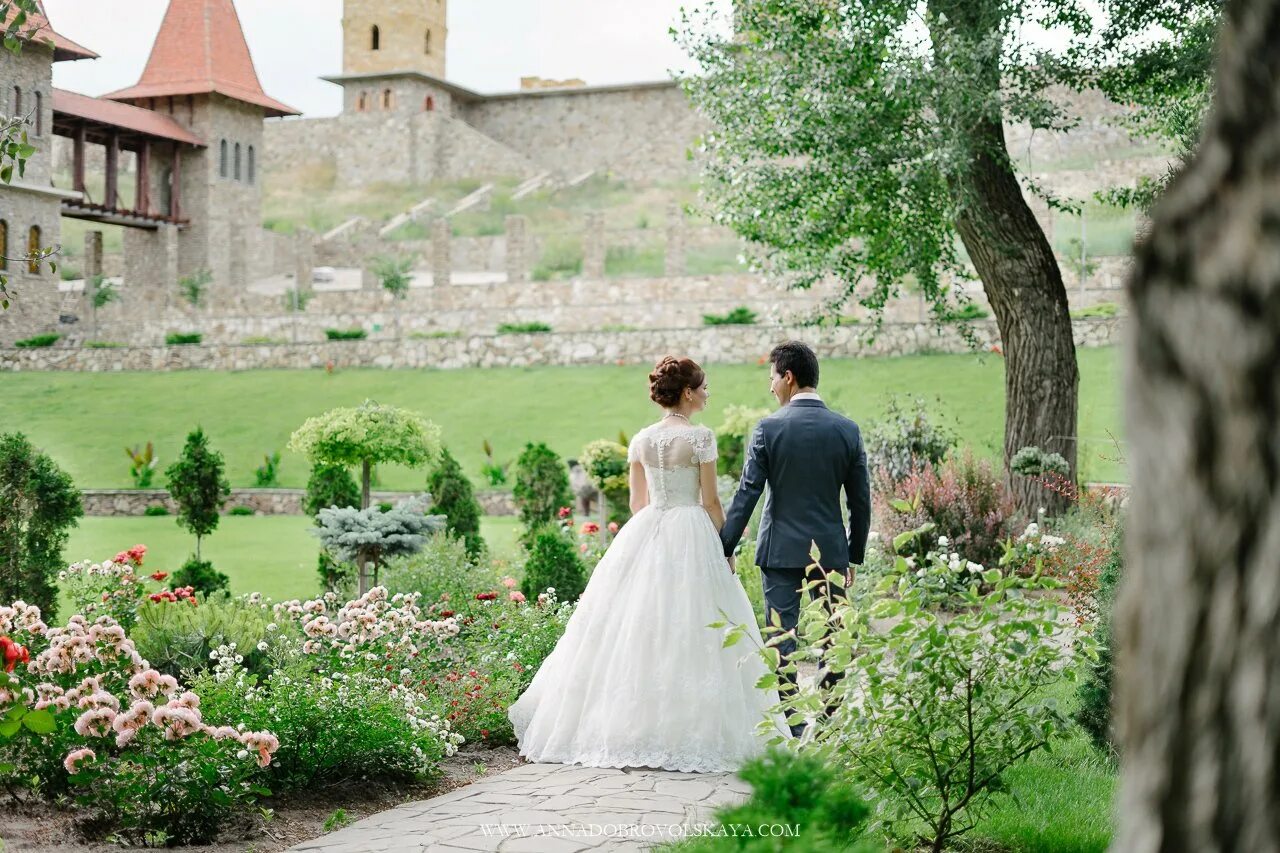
628, 423, 717, 509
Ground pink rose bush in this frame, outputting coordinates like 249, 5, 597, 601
0, 565, 281, 845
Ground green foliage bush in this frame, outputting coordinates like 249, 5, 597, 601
0, 432, 83, 619
1075, 522, 1123, 752
303, 462, 360, 516
942, 301, 990, 322
170, 556, 230, 596
14, 333, 59, 347
530, 236, 584, 281
714, 405, 771, 479
669, 747, 875, 852
496, 321, 552, 334
324, 328, 367, 340
579, 439, 630, 524
143, 504, 170, 516
1011, 445, 1072, 478
164, 426, 231, 559
131, 592, 273, 678
702, 306, 758, 325
85, 340, 125, 348
253, 450, 282, 487
228, 506, 255, 516
512, 443, 573, 536
864, 396, 957, 485
381, 531, 499, 608
427, 447, 485, 557
164, 332, 202, 345
1071, 301, 1120, 319
520, 525, 587, 604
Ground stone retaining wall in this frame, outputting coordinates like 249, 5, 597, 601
1, 318, 1120, 373
80, 488, 518, 517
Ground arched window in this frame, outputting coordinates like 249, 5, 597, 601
34, 92, 42, 135
370, 25, 380, 50
0, 220, 8, 272
234, 143, 242, 180
381, 88, 394, 110
424, 29, 432, 54
357, 91, 368, 112
247, 145, 256, 184
424, 95, 435, 112
27, 225, 41, 274
220, 140, 228, 178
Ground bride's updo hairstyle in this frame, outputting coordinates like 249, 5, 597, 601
649, 356, 705, 408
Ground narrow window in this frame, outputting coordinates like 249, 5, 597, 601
425, 29, 431, 54
0, 220, 8, 271
27, 225, 41, 274
34, 91, 42, 135
220, 140, 228, 178
234, 142, 242, 181
371, 25, 380, 50
13, 85, 20, 117
424, 95, 435, 112
357, 91, 368, 112
382, 88, 394, 110
247, 145, 256, 184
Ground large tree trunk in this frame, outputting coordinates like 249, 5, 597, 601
928, 0, 1080, 519
1114, 0, 1280, 849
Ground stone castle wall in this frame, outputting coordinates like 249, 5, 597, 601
81, 487, 516, 517
0, 317, 1121, 373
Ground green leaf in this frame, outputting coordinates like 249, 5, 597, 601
21, 708, 54, 734
0, 716, 21, 737
722, 628, 744, 648
892, 530, 918, 554
889, 498, 914, 513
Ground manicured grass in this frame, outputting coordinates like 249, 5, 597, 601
964, 678, 1116, 852
62, 515, 524, 603
0, 349, 1124, 491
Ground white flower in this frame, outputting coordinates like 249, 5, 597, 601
256, 641, 269, 652
236, 749, 249, 760
915, 569, 925, 578
266, 623, 278, 633
937, 535, 950, 547
966, 561, 983, 574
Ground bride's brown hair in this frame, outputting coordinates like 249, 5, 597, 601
648, 356, 706, 408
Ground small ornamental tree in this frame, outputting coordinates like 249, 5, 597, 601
520, 525, 587, 605
579, 439, 630, 525
0, 432, 84, 619
163, 427, 231, 562
290, 401, 442, 592
312, 495, 446, 591
512, 443, 573, 536
426, 447, 485, 558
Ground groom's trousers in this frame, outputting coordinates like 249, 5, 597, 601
761, 564, 850, 698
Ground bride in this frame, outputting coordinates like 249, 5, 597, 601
507, 355, 791, 773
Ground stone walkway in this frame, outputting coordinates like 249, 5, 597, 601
288, 761, 753, 852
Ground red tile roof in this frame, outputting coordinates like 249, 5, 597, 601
53, 88, 206, 146
4, 0, 98, 61
102, 0, 299, 117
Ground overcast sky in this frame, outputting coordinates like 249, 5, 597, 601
46, 0, 712, 117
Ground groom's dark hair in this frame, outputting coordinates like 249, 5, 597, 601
770, 341, 819, 388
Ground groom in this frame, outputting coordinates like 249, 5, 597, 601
720, 341, 871, 736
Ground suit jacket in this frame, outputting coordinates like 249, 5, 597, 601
720, 399, 871, 570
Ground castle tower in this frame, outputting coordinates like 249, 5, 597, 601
343, 0, 447, 80
103, 0, 298, 295
327, 0, 459, 118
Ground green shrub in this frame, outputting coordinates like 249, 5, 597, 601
14, 333, 59, 347
530, 237, 584, 281
143, 504, 170, 516
942, 301, 990, 322
865, 396, 958, 485
242, 335, 287, 345
702, 306, 758, 325
714, 405, 771, 480
667, 747, 875, 852
1010, 445, 1071, 478
324, 328, 367, 340
0, 432, 84, 619
408, 330, 461, 339
1075, 522, 1123, 752
496, 321, 552, 334
381, 531, 500, 609
579, 439, 630, 524
520, 525, 587, 604
131, 591, 273, 678
164, 426, 230, 560
228, 506, 255, 516
1071, 301, 1120, 319
512, 443, 573, 535
773, 543, 1086, 852
303, 462, 360, 516
253, 451, 282, 487
170, 556, 230, 596
85, 340, 125, 348
427, 447, 485, 557
165, 332, 202, 345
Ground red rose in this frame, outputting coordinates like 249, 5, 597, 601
558, 506, 573, 519
581, 522, 600, 535
439, 609, 455, 618
1, 636, 29, 673
150, 572, 168, 581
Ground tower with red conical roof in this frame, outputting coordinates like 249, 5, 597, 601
104, 0, 298, 295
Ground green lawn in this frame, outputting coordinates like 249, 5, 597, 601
63, 515, 522, 603
0, 349, 1124, 492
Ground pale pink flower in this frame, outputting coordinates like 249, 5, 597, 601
114, 729, 137, 748
151, 702, 203, 740
128, 669, 163, 700
240, 730, 280, 767
204, 725, 241, 741
501, 577, 517, 589
174, 691, 200, 710
508, 591, 526, 604
73, 707, 116, 738
78, 691, 121, 712
63, 747, 96, 774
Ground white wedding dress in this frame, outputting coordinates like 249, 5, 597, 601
508, 423, 791, 773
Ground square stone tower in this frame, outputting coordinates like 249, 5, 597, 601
343, 0, 448, 80
102, 0, 298, 297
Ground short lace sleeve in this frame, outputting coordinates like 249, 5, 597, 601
693, 427, 718, 465
627, 430, 645, 464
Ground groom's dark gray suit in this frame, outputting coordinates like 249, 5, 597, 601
719, 398, 871, 705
